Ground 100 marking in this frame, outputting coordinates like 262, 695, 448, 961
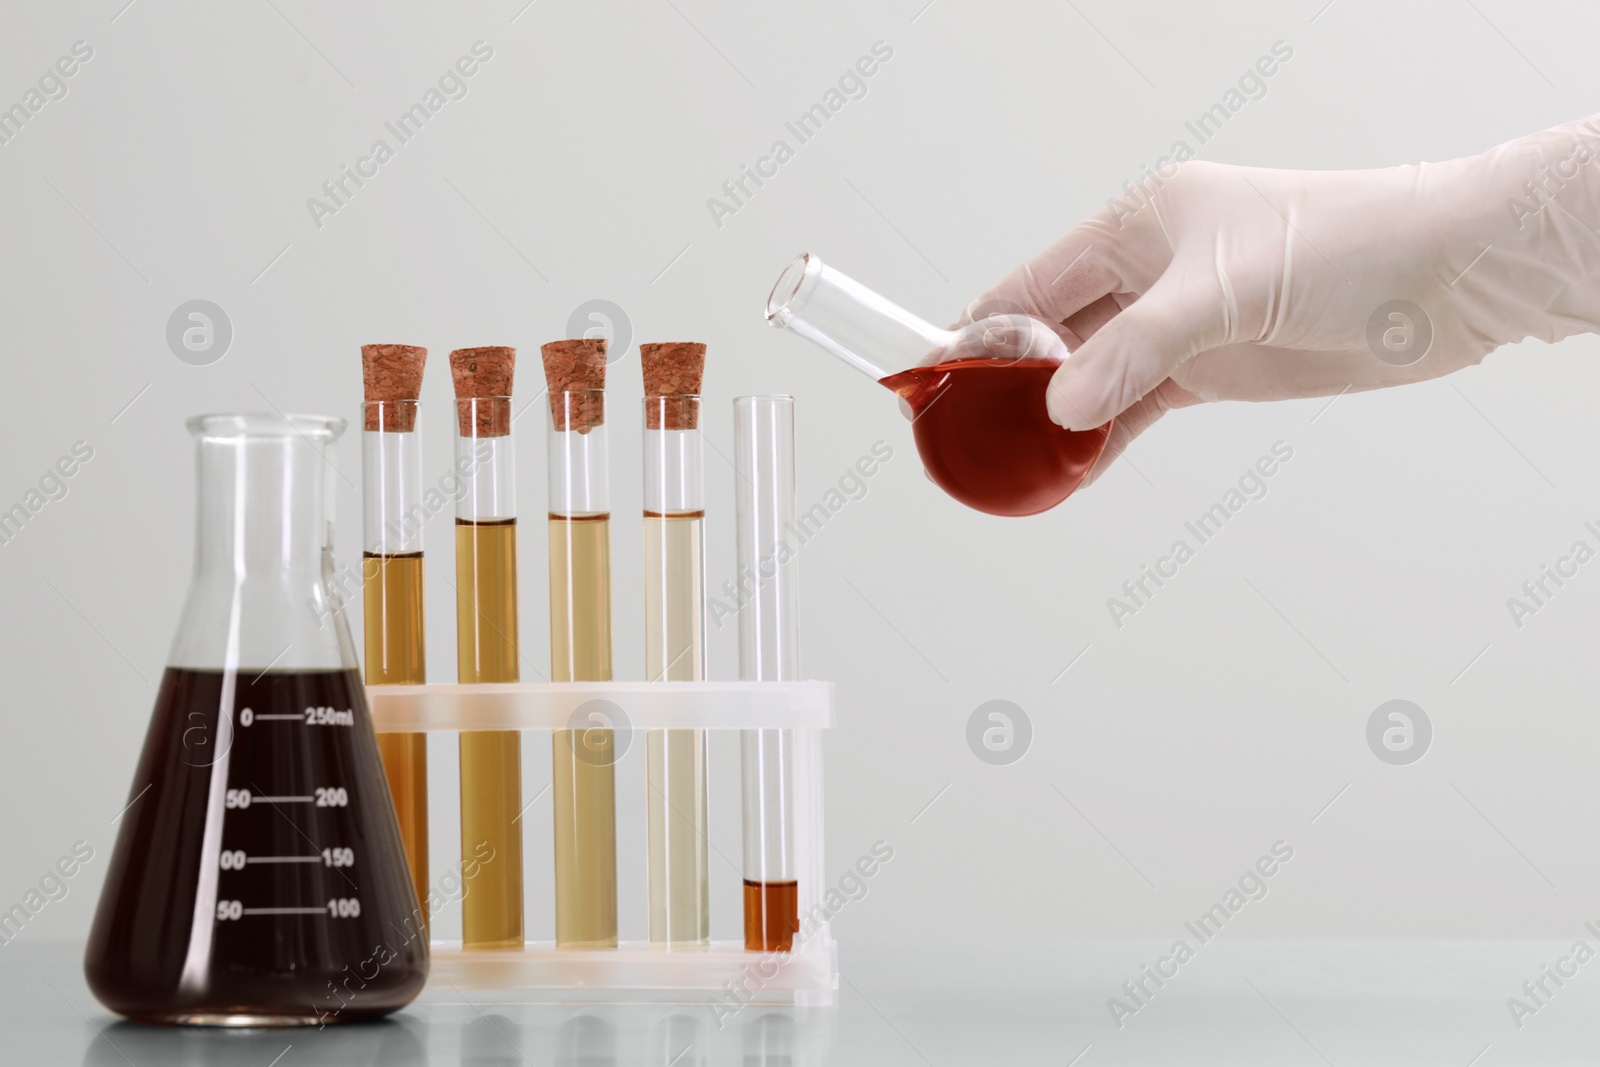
214, 898, 361, 921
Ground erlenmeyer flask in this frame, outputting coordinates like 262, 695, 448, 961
765, 252, 1113, 517
85, 414, 427, 1026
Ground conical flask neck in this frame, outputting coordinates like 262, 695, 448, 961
193, 434, 329, 582
172, 415, 353, 672
766, 253, 951, 382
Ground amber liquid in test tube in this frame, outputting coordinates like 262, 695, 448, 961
449, 347, 524, 950
360, 346, 431, 932
641, 345, 711, 945
542, 340, 619, 949
735, 396, 800, 952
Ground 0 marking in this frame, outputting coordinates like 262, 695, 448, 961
238, 708, 300, 726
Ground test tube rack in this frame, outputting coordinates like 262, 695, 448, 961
367, 680, 837, 1006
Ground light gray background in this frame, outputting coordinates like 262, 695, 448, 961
3, 0, 1598, 960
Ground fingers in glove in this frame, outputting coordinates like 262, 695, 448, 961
1076, 379, 1199, 489
1047, 272, 1227, 430
956, 212, 1131, 330
1060, 292, 1124, 347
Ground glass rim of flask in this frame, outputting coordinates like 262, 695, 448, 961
186, 412, 345, 442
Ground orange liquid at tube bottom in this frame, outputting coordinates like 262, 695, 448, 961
743, 879, 799, 953
879, 357, 1113, 517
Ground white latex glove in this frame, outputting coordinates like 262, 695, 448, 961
964, 114, 1600, 473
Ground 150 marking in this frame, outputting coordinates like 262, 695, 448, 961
215, 848, 353, 868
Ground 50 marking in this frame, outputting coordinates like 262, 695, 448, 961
223, 788, 348, 808
213, 899, 361, 920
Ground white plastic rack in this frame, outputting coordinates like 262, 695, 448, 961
367, 680, 836, 1006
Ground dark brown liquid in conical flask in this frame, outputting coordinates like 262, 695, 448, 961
85, 667, 427, 1026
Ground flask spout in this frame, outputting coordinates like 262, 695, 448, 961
765, 253, 951, 383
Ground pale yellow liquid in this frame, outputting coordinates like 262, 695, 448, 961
455, 518, 523, 949
643, 512, 709, 944
362, 551, 430, 935
549, 512, 618, 948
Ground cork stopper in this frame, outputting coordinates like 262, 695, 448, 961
361, 344, 427, 431
448, 346, 516, 437
641, 342, 706, 430
540, 339, 608, 432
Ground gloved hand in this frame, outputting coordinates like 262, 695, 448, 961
962, 114, 1600, 476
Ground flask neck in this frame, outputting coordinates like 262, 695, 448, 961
766, 254, 952, 382
193, 435, 331, 584
172, 415, 352, 672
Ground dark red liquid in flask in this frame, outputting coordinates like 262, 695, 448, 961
85, 668, 427, 1026
880, 357, 1113, 517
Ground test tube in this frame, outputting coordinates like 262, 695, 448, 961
734, 395, 800, 952
449, 347, 524, 950
542, 339, 619, 949
359, 344, 430, 934
642, 342, 710, 945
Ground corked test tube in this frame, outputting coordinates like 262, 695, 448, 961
641, 343, 710, 946
360, 344, 431, 934
734, 396, 800, 952
449, 346, 524, 950
542, 339, 619, 948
